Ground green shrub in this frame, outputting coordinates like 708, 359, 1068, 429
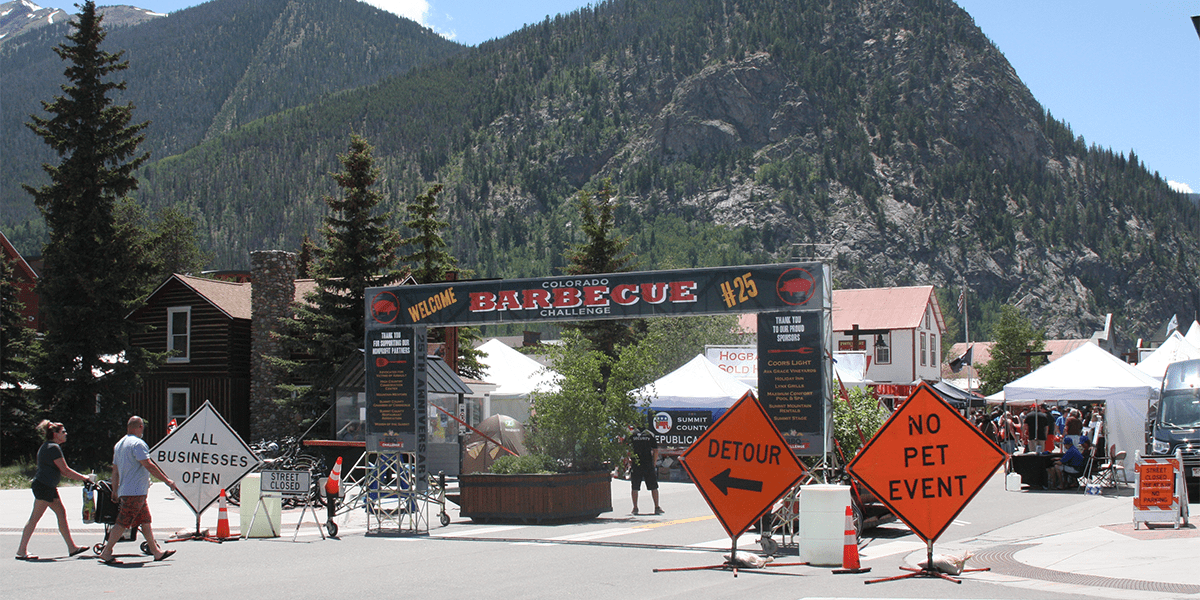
489, 453, 557, 475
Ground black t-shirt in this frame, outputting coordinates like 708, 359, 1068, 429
630, 429, 657, 469
1024, 411, 1049, 441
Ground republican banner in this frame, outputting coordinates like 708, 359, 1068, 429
365, 263, 825, 328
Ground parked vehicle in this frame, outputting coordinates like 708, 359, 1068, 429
1145, 358, 1200, 499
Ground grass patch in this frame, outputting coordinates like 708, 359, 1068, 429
0, 459, 107, 490
0, 460, 36, 490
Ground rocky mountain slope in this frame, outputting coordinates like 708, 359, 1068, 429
3, 0, 1197, 343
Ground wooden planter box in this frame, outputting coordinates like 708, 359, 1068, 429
458, 471, 613, 523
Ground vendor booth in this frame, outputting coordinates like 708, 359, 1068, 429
1003, 342, 1159, 473
477, 338, 560, 422
1135, 331, 1200, 381
633, 355, 755, 481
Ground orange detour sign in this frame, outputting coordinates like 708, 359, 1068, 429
681, 391, 807, 538
848, 382, 1005, 544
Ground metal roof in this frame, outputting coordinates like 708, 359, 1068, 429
333, 350, 471, 395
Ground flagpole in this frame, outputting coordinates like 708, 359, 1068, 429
963, 286, 971, 395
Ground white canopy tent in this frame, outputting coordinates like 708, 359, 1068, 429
1135, 331, 1200, 380
634, 354, 754, 409
1186, 320, 1200, 348
477, 338, 560, 402
1003, 342, 1159, 472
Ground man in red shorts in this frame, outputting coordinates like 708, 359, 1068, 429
98, 416, 177, 564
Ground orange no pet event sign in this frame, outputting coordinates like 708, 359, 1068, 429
849, 383, 1005, 543
681, 392, 806, 538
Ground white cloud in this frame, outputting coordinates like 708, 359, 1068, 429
1168, 180, 1193, 194
361, 0, 430, 25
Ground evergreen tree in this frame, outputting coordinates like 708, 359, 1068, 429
145, 205, 212, 282
24, 1, 155, 460
1, 258, 42, 464
977, 305, 1046, 396
274, 134, 406, 432
563, 182, 639, 362
399, 184, 485, 379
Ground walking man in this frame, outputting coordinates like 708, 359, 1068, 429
98, 416, 177, 564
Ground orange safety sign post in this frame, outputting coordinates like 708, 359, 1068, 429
849, 382, 1005, 584
654, 392, 809, 577
1133, 449, 1190, 529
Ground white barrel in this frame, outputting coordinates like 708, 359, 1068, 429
799, 484, 851, 566
237, 474, 281, 538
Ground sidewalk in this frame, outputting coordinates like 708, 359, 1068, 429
928, 489, 1200, 599
3, 479, 1197, 599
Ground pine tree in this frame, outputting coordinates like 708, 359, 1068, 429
274, 135, 406, 432
23, 1, 155, 460
1, 258, 42, 464
563, 182, 639, 361
977, 305, 1046, 396
399, 184, 485, 379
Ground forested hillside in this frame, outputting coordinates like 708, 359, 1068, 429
1, 0, 464, 228
3, 0, 1197, 342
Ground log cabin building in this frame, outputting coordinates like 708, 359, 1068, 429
126, 251, 314, 444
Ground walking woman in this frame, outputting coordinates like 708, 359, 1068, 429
15, 420, 95, 560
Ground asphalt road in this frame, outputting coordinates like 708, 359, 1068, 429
3, 470, 1148, 600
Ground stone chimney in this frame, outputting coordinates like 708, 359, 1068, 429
250, 250, 298, 440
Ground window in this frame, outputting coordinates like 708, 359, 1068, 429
167, 307, 191, 362
920, 333, 927, 366
167, 388, 190, 424
874, 333, 891, 365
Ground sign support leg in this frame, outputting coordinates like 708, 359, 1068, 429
167, 513, 222, 544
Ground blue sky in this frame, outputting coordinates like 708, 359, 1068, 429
40, 0, 1200, 193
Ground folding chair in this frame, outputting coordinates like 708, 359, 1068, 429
1090, 445, 1128, 488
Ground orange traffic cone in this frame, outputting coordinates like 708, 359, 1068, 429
325, 456, 343, 497
832, 504, 870, 574
216, 488, 231, 539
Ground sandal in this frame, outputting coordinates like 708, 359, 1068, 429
154, 549, 175, 562
69, 547, 89, 557
14, 554, 38, 561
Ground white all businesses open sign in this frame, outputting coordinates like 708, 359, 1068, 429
150, 401, 261, 515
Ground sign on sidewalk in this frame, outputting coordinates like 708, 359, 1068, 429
150, 401, 261, 515
680, 392, 807, 538
1134, 450, 1190, 529
848, 383, 1005, 543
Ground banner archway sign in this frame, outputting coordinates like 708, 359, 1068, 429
363, 263, 833, 544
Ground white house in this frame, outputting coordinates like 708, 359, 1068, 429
831, 285, 946, 386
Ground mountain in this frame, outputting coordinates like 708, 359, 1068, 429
1, 0, 465, 227
3, 0, 1197, 344
0, 2, 160, 43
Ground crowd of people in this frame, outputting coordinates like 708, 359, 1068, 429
971, 403, 1107, 490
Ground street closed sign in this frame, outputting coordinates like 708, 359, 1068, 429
150, 401, 261, 515
848, 383, 1005, 543
681, 392, 807, 538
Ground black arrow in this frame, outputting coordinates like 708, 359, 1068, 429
710, 468, 763, 495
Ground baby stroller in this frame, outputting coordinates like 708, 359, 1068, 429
85, 480, 152, 556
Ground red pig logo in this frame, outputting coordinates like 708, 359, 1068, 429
371, 292, 400, 324
776, 268, 817, 306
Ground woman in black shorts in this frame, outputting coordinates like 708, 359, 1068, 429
15, 420, 94, 560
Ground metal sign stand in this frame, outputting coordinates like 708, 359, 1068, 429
364, 451, 428, 536
653, 534, 810, 577
864, 540, 989, 584
167, 514, 224, 545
